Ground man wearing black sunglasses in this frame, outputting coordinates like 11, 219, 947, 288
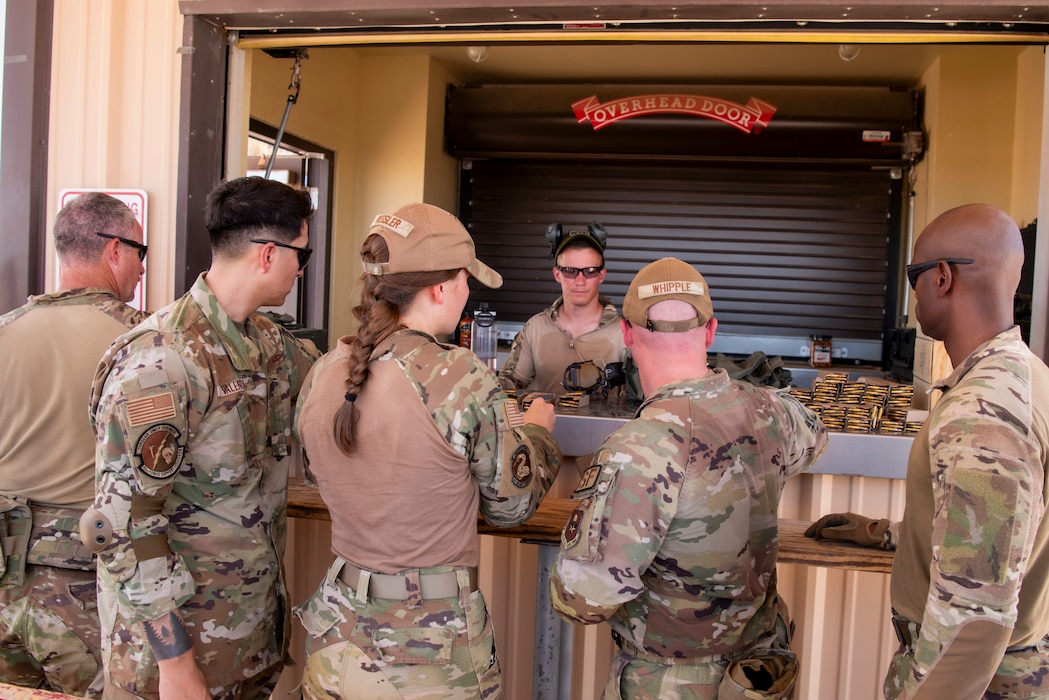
0, 192, 149, 696
498, 221, 628, 398
86, 176, 321, 699
807, 204, 1049, 699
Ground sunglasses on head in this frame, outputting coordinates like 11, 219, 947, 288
905, 258, 974, 290
96, 232, 148, 261
251, 238, 313, 270
557, 265, 604, 279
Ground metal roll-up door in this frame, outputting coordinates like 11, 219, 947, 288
460, 158, 902, 365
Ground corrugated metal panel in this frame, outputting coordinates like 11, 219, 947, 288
461, 159, 898, 360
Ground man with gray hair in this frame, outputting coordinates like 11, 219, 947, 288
0, 191, 148, 696
550, 257, 827, 699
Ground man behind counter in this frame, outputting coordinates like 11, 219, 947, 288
0, 192, 148, 697
806, 203, 1049, 699
498, 222, 629, 397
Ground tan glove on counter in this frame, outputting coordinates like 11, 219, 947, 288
804, 513, 893, 549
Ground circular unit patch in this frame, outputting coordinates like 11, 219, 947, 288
510, 445, 533, 488
136, 424, 185, 479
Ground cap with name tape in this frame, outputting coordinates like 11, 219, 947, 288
622, 257, 714, 332
363, 203, 502, 288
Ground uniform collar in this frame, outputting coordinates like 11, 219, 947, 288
188, 273, 262, 372
28, 287, 120, 306
931, 326, 1025, 393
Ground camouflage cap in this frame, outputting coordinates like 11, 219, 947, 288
363, 203, 503, 288
623, 257, 714, 332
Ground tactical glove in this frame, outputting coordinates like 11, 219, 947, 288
804, 512, 892, 549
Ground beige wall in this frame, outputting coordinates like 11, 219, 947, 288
46, 0, 183, 310
910, 46, 1045, 404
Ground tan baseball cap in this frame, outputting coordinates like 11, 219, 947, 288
622, 257, 714, 332
362, 203, 503, 288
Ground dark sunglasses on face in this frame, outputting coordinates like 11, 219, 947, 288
96, 232, 148, 261
905, 258, 974, 290
250, 238, 313, 270
557, 265, 603, 279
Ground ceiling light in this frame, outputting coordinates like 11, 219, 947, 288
838, 44, 861, 62
466, 46, 489, 63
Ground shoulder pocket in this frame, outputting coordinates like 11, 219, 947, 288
561, 466, 617, 564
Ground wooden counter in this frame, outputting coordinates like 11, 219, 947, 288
287, 477, 893, 575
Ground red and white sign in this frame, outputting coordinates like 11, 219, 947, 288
573, 94, 777, 133
58, 188, 148, 311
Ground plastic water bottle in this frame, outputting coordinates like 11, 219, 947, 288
471, 303, 498, 372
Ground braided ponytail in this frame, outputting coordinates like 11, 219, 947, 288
333, 234, 460, 455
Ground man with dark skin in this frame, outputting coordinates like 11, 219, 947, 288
806, 204, 1049, 699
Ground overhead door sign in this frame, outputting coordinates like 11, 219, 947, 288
573, 94, 777, 134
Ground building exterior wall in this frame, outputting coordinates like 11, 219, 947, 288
46, 0, 182, 310
40, 2, 1049, 699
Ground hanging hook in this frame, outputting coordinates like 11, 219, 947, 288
288, 52, 304, 105
265, 49, 309, 180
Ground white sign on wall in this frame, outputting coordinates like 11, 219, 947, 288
58, 188, 148, 311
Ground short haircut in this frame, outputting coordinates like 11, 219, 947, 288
204, 176, 314, 257
54, 192, 138, 263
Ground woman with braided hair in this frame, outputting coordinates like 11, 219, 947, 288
293, 203, 562, 699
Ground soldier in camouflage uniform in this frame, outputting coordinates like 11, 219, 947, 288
0, 192, 148, 697
293, 203, 562, 699
498, 222, 628, 397
806, 204, 1049, 699
82, 177, 319, 699
550, 257, 827, 700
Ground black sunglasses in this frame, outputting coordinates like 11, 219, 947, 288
905, 258, 974, 290
251, 238, 313, 270
96, 232, 147, 261
557, 265, 604, 279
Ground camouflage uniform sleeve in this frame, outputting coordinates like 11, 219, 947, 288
279, 326, 322, 398
773, 389, 828, 477
89, 341, 198, 623
462, 364, 562, 527
550, 424, 677, 625
901, 389, 1043, 698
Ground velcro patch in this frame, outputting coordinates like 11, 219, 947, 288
135, 424, 184, 479
126, 392, 176, 427
510, 445, 533, 488
371, 213, 415, 237
217, 379, 245, 397
502, 400, 526, 428
637, 280, 704, 299
562, 499, 590, 550
573, 466, 601, 498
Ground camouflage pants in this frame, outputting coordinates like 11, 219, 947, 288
885, 637, 1049, 700
604, 650, 730, 700
295, 559, 502, 699
101, 662, 281, 700
0, 563, 103, 697
605, 610, 794, 700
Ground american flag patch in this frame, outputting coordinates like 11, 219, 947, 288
503, 400, 525, 428
127, 392, 176, 426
